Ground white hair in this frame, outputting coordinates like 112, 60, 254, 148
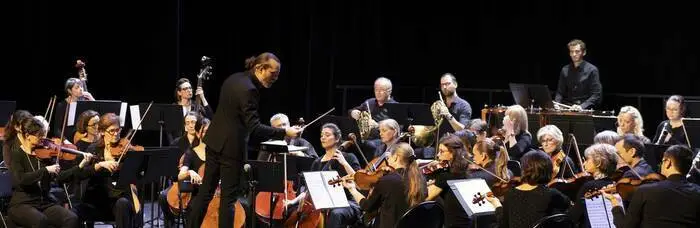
374, 77, 393, 91
537, 125, 563, 148
270, 113, 289, 125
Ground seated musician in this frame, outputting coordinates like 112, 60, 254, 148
2, 110, 33, 167
594, 130, 621, 146
617, 106, 651, 143
568, 143, 618, 228
342, 142, 427, 228
554, 39, 602, 111
174, 78, 213, 119
171, 111, 205, 154
614, 134, 655, 179
73, 110, 100, 152
75, 113, 140, 227
437, 73, 472, 131
425, 134, 470, 228
374, 119, 401, 159
652, 95, 688, 145
7, 117, 92, 228
485, 150, 571, 228
604, 145, 700, 227
348, 77, 397, 153
469, 138, 512, 187
159, 112, 210, 227
468, 118, 488, 143
256, 113, 318, 160
502, 105, 534, 161
53, 78, 96, 139
537, 125, 579, 179
306, 123, 362, 228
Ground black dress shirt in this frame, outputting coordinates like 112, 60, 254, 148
359, 168, 425, 228
612, 174, 700, 228
554, 60, 602, 109
651, 120, 687, 146
447, 96, 472, 127
507, 132, 534, 162
349, 98, 398, 123
622, 159, 654, 179
495, 186, 570, 228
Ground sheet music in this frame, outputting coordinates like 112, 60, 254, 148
585, 194, 622, 228
303, 171, 349, 209
130, 105, 142, 130
67, 102, 77, 126
119, 102, 128, 127
448, 179, 496, 217
262, 140, 309, 152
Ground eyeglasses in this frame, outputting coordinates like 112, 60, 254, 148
179, 86, 192, 91
540, 138, 557, 144
105, 128, 121, 135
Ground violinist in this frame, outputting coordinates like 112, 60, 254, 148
256, 113, 318, 160
73, 110, 100, 152
652, 95, 688, 146
309, 123, 361, 228
568, 143, 618, 228
159, 113, 210, 227
593, 130, 621, 146
467, 118, 488, 143
616, 106, 651, 143
53, 78, 95, 140
537, 125, 579, 178
614, 134, 654, 179
603, 145, 700, 227
425, 134, 470, 228
485, 150, 570, 228
75, 113, 140, 228
342, 142, 427, 228
2, 110, 33, 168
469, 138, 512, 187
502, 105, 534, 162
6, 117, 94, 228
437, 73, 472, 131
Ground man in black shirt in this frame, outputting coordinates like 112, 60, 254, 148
606, 145, 700, 227
437, 73, 472, 131
349, 77, 397, 132
554, 39, 602, 110
615, 134, 655, 179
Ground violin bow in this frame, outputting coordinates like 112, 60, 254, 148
348, 133, 371, 169
465, 158, 508, 183
116, 101, 154, 163
44, 96, 56, 120
299, 107, 335, 132
56, 95, 72, 166
570, 134, 585, 174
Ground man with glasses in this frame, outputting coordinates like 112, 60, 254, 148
174, 78, 214, 119
348, 77, 398, 160
438, 73, 472, 131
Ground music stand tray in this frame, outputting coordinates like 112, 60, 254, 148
508, 83, 555, 110
72, 100, 127, 126
384, 103, 434, 126
133, 103, 184, 146
682, 118, 700, 149
0, 101, 16, 126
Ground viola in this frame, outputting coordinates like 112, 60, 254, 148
421, 160, 450, 176
33, 138, 89, 161
109, 135, 145, 157
584, 173, 666, 200
328, 166, 396, 190
490, 176, 521, 198
547, 172, 594, 200
551, 150, 566, 176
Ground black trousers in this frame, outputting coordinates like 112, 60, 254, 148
324, 201, 361, 228
8, 203, 78, 228
74, 196, 138, 228
187, 147, 242, 228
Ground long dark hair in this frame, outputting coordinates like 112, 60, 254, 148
438, 134, 468, 176
3, 110, 32, 168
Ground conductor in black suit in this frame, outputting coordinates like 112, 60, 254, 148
187, 52, 302, 228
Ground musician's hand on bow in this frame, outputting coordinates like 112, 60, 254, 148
46, 164, 61, 174
79, 153, 95, 169
571, 104, 582, 111
600, 190, 620, 207
188, 170, 203, 184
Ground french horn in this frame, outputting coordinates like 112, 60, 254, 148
411, 100, 447, 147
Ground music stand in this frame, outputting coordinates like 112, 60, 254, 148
132, 103, 184, 147
0, 101, 16, 127
248, 160, 286, 228
682, 118, 700, 149
71, 100, 127, 127
384, 103, 434, 126
271, 154, 316, 182
142, 147, 179, 226
508, 83, 555, 111
644, 144, 670, 172
320, 115, 361, 140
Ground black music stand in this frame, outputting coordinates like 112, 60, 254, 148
0, 101, 16, 127
384, 103, 434, 127
682, 118, 700, 149
247, 160, 286, 228
135, 103, 183, 147
644, 144, 670, 172
53, 100, 126, 139
142, 147, 179, 226
509, 83, 555, 111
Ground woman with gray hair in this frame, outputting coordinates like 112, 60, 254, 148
374, 118, 401, 159
537, 125, 579, 178
594, 130, 621, 145
568, 143, 619, 228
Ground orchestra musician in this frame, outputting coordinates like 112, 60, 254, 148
73, 110, 100, 152
554, 39, 602, 111
604, 145, 700, 227
614, 134, 655, 179
256, 113, 318, 160
53, 78, 96, 140
76, 113, 140, 227
652, 95, 688, 146
374, 119, 401, 159
537, 125, 579, 178
469, 138, 512, 187
425, 134, 471, 228
171, 111, 205, 154
342, 142, 427, 228
468, 118, 488, 143
187, 52, 302, 228
485, 150, 571, 228
159, 112, 210, 227
348, 77, 397, 153
2, 110, 33, 167
6, 117, 90, 228
174, 78, 214, 119
617, 106, 651, 143
594, 130, 621, 146
502, 105, 534, 162
437, 73, 472, 131
567, 143, 618, 228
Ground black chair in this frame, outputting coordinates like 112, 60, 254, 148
507, 160, 522, 177
1, 167, 11, 228
395, 201, 443, 228
531, 213, 574, 228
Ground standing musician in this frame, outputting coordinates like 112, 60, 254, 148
187, 52, 302, 228
2, 110, 33, 167
554, 39, 602, 111
568, 143, 618, 228
469, 138, 512, 187
53, 78, 96, 140
256, 113, 318, 160
537, 125, 579, 179
6, 117, 91, 228
485, 150, 571, 228
437, 73, 472, 131
73, 110, 101, 152
604, 145, 700, 227
174, 78, 214, 119
502, 105, 534, 162
342, 142, 427, 228
652, 95, 688, 146
76, 113, 140, 227
616, 106, 651, 143
425, 134, 471, 228
159, 112, 210, 227
614, 134, 655, 179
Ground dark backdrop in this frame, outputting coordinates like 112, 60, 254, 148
7, 0, 699, 148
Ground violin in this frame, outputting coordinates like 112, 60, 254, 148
33, 138, 90, 161
109, 130, 145, 157
551, 150, 566, 175
421, 160, 450, 176
328, 165, 396, 190
490, 176, 522, 198
584, 173, 666, 201
548, 172, 594, 200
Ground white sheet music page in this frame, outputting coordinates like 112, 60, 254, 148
119, 102, 128, 127
447, 178, 496, 217
303, 171, 349, 209
129, 105, 142, 130
321, 171, 349, 208
67, 102, 77, 126
585, 194, 622, 228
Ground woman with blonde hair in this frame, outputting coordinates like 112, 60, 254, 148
617, 106, 650, 143
502, 105, 534, 161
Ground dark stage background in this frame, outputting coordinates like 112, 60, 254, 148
7, 1, 700, 149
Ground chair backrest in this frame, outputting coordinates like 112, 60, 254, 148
0, 168, 11, 198
507, 160, 522, 177
531, 213, 574, 228
395, 201, 444, 228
